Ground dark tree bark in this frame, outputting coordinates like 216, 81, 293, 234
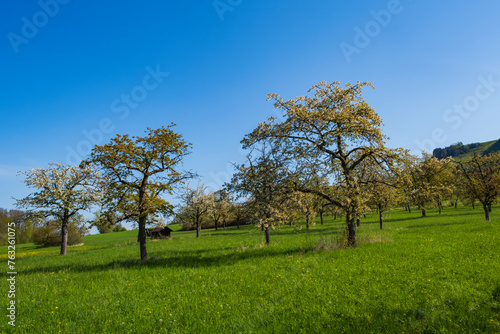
320, 209, 324, 225
378, 203, 383, 230
421, 208, 426, 218
347, 215, 356, 246
138, 183, 149, 261
138, 214, 148, 261
60, 213, 69, 256
264, 225, 271, 245
454, 201, 458, 209
306, 214, 310, 229
488, 204, 492, 212
484, 203, 490, 221
196, 220, 201, 238
214, 220, 218, 231
472, 200, 475, 209
407, 204, 412, 213
356, 216, 361, 227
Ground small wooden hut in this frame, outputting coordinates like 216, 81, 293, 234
149, 226, 172, 239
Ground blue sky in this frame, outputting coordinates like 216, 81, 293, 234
1, 0, 500, 212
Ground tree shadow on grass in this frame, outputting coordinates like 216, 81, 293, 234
372, 210, 483, 225
405, 220, 477, 230
272, 228, 344, 237
19, 244, 326, 275
202, 230, 257, 237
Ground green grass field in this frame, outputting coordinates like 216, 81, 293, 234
2, 205, 500, 333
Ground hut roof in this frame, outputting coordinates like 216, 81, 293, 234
150, 226, 173, 233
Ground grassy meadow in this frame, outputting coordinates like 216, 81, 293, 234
2, 205, 500, 333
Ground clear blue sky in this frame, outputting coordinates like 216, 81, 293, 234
1, 0, 500, 211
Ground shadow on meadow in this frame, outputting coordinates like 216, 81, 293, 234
19, 243, 331, 275
405, 220, 472, 230
384, 288, 500, 333
269, 227, 345, 237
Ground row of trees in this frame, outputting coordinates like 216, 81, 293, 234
0, 208, 87, 247
0, 209, 30, 245
174, 180, 340, 242
174, 149, 499, 247
174, 186, 249, 234
14, 82, 500, 261
218, 82, 500, 245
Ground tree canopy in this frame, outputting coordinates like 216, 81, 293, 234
241, 81, 397, 245
89, 124, 193, 261
456, 153, 500, 221
16, 163, 101, 255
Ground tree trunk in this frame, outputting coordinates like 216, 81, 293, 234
346, 215, 356, 246
488, 204, 492, 212
472, 200, 475, 209
379, 203, 383, 230
306, 214, 310, 229
138, 214, 148, 261
264, 225, 270, 245
60, 215, 69, 256
215, 220, 218, 231
484, 203, 490, 221
438, 207, 442, 215
407, 204, 412, 213
320, 209, 324, 225
356, 216, 361, 227
334, 212, 337, 220
454, 201, 458, 209
138, 185, 148, 261
421, 208, 426, 218
223, 220, 226, 229
196, 220, 201, 238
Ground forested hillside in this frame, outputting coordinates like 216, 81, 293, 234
433, 139, 500, 159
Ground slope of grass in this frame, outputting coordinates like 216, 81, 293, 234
485, 140, 500, 156
455, 139, 499, 160
2, 206, 500, 333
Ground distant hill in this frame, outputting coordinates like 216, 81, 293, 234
433, 139, 500, 160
